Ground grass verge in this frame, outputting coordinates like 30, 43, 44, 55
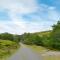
0, 40, 19, 60
26, 45, 60, 60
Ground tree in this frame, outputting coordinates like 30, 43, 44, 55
13, 35, 21, 42
51, 21, 60, 50
21, 33, 33, 44
32, 34, 43, 45
0, 32, 21, 43
0, 33, 14, 40
21, 33, 43, 45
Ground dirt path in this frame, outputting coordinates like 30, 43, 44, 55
8, 43, 42, 60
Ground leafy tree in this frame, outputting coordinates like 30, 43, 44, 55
0, 32, 21, 43
51, 21, 60, 50
0, 33, 14, 40
31, 34, 43, 45
21, 33, 33, 44
21, 33, 43, 45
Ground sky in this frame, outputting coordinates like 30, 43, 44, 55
0, 0, 60, 34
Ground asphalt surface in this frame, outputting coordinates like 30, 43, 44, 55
8, 43, 42, 60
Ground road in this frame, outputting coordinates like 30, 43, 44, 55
8, 43, 42, 60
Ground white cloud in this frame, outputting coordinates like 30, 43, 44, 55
0, 0, 60, 34
0, 0, 37, 34
0, 0, 37, 14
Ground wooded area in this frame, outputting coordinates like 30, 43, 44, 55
0, 21, 60, 50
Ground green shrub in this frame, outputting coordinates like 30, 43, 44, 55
0, 40, 19, 59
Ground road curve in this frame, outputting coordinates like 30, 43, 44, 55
8, 43, 42, 60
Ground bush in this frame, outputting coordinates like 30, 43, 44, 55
0, 40, 19, 59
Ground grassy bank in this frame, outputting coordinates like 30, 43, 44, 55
26, 45, 60, 60
0, 40, 19, 60
26, 45, 47, 53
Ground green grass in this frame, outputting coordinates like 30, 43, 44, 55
43, 55, 60, 60
0, 40, 19, 60
34, 30, 51, 37
26, 45, 60, 60
26, 45, 47, 53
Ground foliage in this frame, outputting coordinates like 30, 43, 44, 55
21, 33, 33, 44
51, 21, 60, 50
0, 21, 60, 51
0, 32, 21, 43
0, 40, 19, 59
21, 33, 43, 45
21, 21, 60, 50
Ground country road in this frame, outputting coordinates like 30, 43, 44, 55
8, 43, 42, 60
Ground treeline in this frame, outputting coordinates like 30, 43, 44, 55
21, 21, 60, 50
0, 33, 21, 43
21, 33, 43, 45
0, 21, 60, 50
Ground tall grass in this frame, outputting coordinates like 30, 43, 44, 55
0, 40, 19, 60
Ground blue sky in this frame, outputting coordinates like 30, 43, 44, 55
0, 0, 60, 34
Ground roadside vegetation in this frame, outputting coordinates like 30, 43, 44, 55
0, 20, 60, 60
21, 21, 60, 50
21, 21, 60, 60
0, 33, 21, 60
26, 45, 60, 60
0, 40, 19, 60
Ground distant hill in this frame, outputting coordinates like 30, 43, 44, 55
34, 30, 52, 37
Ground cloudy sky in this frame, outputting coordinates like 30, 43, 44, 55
0, 0, 60, 34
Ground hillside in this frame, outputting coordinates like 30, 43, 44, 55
34, 30, 52, 37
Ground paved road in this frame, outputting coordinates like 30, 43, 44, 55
8, 43, 42, 60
